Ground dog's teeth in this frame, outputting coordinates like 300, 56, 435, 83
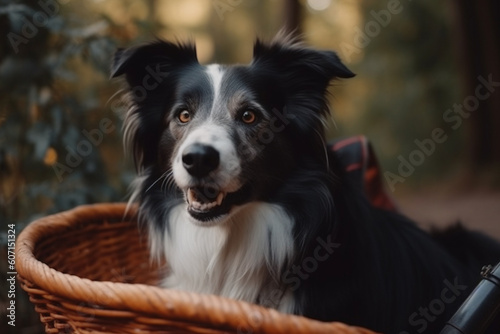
216, 192, 224, 206
187, 189, 225, 212
187, 188, 196, 204
192, 201, 216, 211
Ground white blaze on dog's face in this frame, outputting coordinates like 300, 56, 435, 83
171, 66, 241, 195
170, 66, 243, 224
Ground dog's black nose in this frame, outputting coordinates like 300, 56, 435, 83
182, 144, 220, 177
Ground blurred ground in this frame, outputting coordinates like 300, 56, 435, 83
397, 190, 500, 240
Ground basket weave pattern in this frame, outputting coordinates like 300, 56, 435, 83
16, 203, 379, 334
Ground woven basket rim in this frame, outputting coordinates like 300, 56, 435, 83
16, 203, 379, 334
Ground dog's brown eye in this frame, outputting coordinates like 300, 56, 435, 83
241, 111, 256, 124
178, 110, 191, 123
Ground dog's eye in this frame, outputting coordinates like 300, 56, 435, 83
178, 110, 191, 123
241, 111, 257, 124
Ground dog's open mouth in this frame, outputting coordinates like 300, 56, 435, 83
187, 187, 225, 211
184, 184, 251, 222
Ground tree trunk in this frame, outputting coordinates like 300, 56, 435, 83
283, 0, 302, 35
453, 0, 500, 171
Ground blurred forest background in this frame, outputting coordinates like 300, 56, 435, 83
0, 0, 499, 332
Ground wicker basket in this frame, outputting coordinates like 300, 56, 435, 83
16, 203, 379, 334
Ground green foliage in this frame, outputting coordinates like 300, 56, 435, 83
0, 0, 136, 226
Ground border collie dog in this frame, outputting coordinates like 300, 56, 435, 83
111, 32, 500, 333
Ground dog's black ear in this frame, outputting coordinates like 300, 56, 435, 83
252, 32, 354, 89
251, 31, 354, 141
110, 40, 198, 88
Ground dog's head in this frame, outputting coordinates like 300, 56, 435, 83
112, 32, 354, 225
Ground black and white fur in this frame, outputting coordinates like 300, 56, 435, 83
111, 32, 500, 333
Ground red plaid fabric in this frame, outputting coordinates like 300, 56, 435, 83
331, 136, 397, 212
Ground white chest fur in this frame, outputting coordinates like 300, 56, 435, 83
156, 202, 296, 313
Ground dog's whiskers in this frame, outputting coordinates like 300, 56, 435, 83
145, 169, 173, 193
161, 170, 176, 192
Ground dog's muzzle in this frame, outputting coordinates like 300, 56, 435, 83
180, 143, 229, 222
